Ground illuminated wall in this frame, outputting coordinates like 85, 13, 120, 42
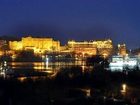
9, 36, 60, 53
9, 37, 113, 56
118, 44, 127, 56
68, 39, 113, 56
9, 41, 22, 50
94, 39, 113, 48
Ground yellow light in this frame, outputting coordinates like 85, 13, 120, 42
18, 77, 27, 82
12, 54, 17, 59
123, 84, 126, 90
121, 84, 127, 93
103, 53, 108, 58
43, 70, 53, 73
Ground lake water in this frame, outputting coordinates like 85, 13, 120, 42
6, 60, 91, 81
8, 60, 87, 70
6, 60, 91, 79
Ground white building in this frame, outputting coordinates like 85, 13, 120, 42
109, 55, 139, 71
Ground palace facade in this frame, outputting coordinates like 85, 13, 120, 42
9, 36, 60, 53
9, 37, 123, 57
68, 39, 113, 57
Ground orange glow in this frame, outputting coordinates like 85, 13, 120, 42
9, 41, 22, 50
9, 37, 115, 57
67, 39, 113, 56
9, 36, 60, 53
17, 77, 27, 82
118, 44, 127, 56
0, 51, 4, 56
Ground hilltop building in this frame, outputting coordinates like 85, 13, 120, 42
9, 36, 60, 53
8, 36, 128, 58
68, 39, 113, 57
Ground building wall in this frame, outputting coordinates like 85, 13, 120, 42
22, 37, 53, 51
9, 41, 22, 50
68, 39, 113, 56
9, 36, 60, 53
95, 39, 113, 49
118, 44, 127, 56
9, 37, 113, 56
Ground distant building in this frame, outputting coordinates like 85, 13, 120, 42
109, 55, 139, 71
9, 41, 22, 51
68, 40, 97, 56
68, 39, 113, 57
118, 44, 127, 56
0, 40, 7, 56
9, 36, 60, 53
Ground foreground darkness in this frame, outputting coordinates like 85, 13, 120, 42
0, 66, 140, 105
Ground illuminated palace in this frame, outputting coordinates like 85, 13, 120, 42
68, 39, 113, 57
9, 37, 121, 57
9, 36, 60, 53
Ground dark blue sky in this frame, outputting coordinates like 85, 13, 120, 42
0, 0, 140, 48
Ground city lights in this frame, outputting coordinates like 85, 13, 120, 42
109, 55, 139, 71
0, 1, 140, 104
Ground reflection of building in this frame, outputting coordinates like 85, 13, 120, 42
9, 36, 60, 53
118, 44, 127, 56
68, 39, 113, 57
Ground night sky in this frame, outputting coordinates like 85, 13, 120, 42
0, 0, 140, 48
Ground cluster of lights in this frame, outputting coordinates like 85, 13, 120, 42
109, 55, 139, 71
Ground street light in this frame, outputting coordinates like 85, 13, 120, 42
121, 83, 127, 99
122, 84, 126, 92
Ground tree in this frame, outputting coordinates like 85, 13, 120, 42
86, 55, 109, 68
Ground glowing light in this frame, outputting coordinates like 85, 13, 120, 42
12, 55, 17, 59
43, 70, 53, 73
121, 84, 127, 93
85, 89, 91, 97
80, 88, 91, 97
103, 53, 108, 58
18, 77, 27, 82
4, 61, 7, 66
123, 84, 126, 91
45, 57, 49, 69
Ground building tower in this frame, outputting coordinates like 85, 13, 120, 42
118, 44, 127, 56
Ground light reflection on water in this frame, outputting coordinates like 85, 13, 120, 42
8, 61, 87, 72
7, 61, 89, 81
17, 76, 47, 82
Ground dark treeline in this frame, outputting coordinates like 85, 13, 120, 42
0, 65, 140, 105
0, 55, 140, 105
